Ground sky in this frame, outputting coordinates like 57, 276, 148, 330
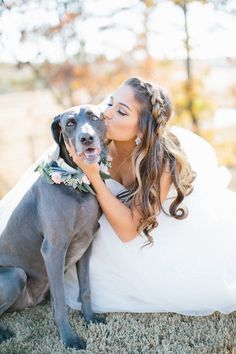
0, 0, 236, 63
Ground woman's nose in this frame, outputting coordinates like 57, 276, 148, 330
102, 106, 113, 120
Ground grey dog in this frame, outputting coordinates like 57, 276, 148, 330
0, 105, 107, 350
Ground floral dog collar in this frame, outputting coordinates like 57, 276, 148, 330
34, 154, 112, 195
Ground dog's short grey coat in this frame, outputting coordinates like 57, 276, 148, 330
0, 105, 107, 350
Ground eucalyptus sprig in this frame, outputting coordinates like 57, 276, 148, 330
34, 154, 112, 195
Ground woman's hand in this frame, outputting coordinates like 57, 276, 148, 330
65, 140, 100, 181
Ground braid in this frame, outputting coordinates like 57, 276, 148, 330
140, 82, 161, 117
139, 80, 171, 137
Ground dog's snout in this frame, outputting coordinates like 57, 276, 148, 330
80, 133, 94, 145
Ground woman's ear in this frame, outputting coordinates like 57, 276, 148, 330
51, 114, 61, 145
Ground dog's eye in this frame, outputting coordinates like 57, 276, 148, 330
91, 115, 99, 121
66, 119, 76, 127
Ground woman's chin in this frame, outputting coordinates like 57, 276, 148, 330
105, 132, 112, 140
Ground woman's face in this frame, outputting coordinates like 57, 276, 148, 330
101, 84, 141, 142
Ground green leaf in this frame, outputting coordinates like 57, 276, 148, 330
79, 185, 89, 193
45, 175, 54, 184
72, 180, 78, 189
84, 184, 96, 195
100, 171, 111, 180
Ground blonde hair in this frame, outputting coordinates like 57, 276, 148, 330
117, 77, 196, 247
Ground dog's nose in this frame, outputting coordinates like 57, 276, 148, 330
80, 133, 94, 145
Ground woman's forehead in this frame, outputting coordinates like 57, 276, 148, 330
98, 85, 140, 114
112, 84, 135, 100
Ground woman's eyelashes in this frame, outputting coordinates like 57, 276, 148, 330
118, 109, 127, 116
106, 102, 127, 116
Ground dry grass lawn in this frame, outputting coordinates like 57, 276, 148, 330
1, 298, 236, 354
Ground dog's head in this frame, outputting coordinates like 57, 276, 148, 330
51, 105, 107, 167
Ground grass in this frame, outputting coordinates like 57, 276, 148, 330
1, 297, 236, 354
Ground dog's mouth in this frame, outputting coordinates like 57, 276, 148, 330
80, 147, 101, 163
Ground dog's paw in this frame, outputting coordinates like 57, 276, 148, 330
85, 313, 106, 325
0, 327, 14, 344
64, 335, 86, 350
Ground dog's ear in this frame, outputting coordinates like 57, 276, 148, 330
51, 114, 61, 145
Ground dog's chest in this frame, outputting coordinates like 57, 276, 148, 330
65, 234, 93, 270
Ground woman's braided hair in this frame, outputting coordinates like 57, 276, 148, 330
117, 77, 196, 247
138, 80, 172, 137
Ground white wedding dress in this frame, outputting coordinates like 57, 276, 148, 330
1, 126, 236, 316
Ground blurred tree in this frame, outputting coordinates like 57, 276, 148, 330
0, 0, 143, 106
172, 0, 199, 131
132, 0, 155, 78
170, 0, 231, 132
124, 0, 220, 131
0, 0, 88, 107
0, 0, 234, 120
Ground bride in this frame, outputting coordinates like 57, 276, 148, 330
1, 77, 236, 316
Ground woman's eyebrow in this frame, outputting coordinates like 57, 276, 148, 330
110, 96, 132, 112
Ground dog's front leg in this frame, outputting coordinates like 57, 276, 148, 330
76, 243, 106, 324
41, 239, 86, 350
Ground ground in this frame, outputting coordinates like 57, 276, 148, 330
1, 298, 236, 354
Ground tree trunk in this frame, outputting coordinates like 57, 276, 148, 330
182, 1, 199, 132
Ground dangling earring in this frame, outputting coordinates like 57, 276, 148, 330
135, 136, 142, 145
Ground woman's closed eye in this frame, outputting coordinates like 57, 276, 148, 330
106, 102, 127, 116
118, 109, 127, 116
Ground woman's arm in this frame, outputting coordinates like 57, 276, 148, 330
89, 173, 141, 242
90, 164, 172, 242
65, 143, 172, 242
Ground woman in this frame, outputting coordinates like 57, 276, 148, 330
1, 77, 236, 316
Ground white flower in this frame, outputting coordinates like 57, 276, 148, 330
81, 175, 91, 185
78, 178, 83, 185
100, 163, 109, 174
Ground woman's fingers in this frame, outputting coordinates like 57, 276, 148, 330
68, 139, 77, 155
64, 139, 100, 177
65, 140, 75, 157
64, 140, 93, 171
64, 140, 84, 167
64, 140, 71, 152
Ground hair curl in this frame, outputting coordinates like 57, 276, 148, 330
116, 77, 196, 247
